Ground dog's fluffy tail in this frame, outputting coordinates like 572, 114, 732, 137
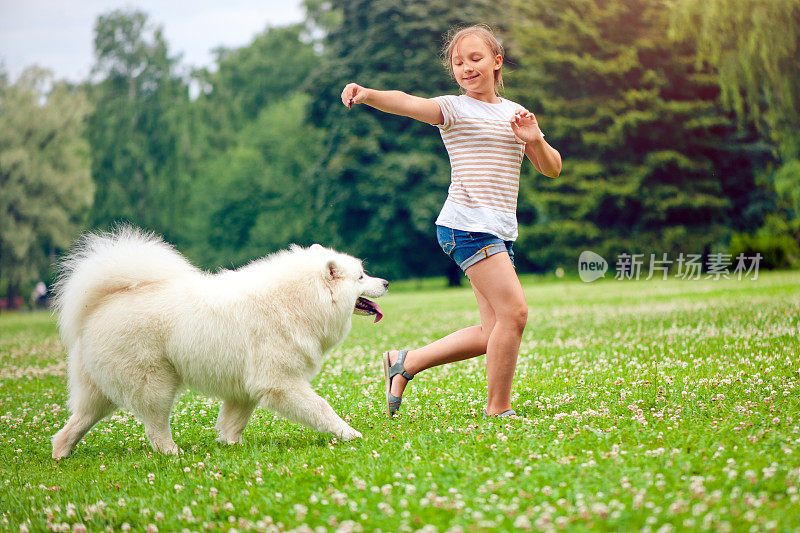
52, 226, 198, 349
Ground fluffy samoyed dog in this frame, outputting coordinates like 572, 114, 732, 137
51, 227, 387, 458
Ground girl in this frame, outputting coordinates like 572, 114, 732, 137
341, 25, 561, 418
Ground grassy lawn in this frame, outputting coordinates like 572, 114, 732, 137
1, 271, 799, 532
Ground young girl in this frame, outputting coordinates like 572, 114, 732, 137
341, 25, 562, 418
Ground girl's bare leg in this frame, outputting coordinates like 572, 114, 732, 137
387, 252, 527, 414
468, 253, 528, 413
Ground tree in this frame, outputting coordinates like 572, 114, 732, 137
183, 24, 323, 268
304, 0, 499, 282
192, 23, 319, 153
0, 68, 93, 308
86, 10, 191, 242
671, 0, 800, 233
187, 94, 324, 269
670, 0, 800, 153
505, 0, 771, 271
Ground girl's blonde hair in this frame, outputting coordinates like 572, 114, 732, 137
442, 24, 505, 94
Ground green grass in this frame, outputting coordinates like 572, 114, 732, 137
1, 272, 799, 532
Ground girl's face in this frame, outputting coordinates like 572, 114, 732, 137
450, 34, 502, 98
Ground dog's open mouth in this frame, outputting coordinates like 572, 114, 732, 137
354, 297, 383, 323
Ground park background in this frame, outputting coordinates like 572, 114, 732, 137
2, 2, 800, 531
1, 0, 799, 305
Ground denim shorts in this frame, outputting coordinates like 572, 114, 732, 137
436, 225, 515, 272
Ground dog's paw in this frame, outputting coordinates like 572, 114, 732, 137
52, 444, 70, 460
52, 449, 69, 460
339, 426, 362, 441
151, 440, 180, 455
216, 435, 244, 446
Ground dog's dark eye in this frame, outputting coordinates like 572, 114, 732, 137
359, 274, 364, 280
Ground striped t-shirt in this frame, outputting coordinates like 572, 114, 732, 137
432, 94, 528, 241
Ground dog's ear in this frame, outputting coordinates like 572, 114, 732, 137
311, 243, 325, 251
326, 259, 342, 281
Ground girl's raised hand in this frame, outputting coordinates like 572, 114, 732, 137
510, 109, 544, 144
341, 83, 369, 109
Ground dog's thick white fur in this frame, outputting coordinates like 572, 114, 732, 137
51, 227, 387, 458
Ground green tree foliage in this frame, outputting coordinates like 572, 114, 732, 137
670, 0, 800, 154
671, 0, 800, 234
193, 24, 319, 152
305, 0, 498, 280
0, 68, 93, 307
184, 25, 322, 269
86, 10, 191, 242
187, 93, 323, 268
506, 0, 771, 271
20, 0, 785, 284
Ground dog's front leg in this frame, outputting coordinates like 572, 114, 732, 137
216, 399, 257, 444
260, 381, 362, 441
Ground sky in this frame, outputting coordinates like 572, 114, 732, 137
0, 0, 306, 83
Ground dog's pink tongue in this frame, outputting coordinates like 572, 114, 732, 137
373, 304, 383, 323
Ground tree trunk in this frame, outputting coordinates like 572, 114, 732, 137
701, 244, 711, 274
6, 281, 20, 310
446, 262, 462, 287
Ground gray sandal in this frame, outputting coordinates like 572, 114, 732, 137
483, 409, 517, 418
383, 350, 414, 417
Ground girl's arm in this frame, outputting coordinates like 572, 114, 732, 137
524, 139, 562, 179
341, 83, 444, 125
511, 110, 562, 178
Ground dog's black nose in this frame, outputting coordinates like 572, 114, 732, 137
382, 280, 389, 290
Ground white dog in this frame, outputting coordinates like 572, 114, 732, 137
51, 227, 387, 458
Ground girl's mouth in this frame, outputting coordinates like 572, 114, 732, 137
463, 74, 478, 80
